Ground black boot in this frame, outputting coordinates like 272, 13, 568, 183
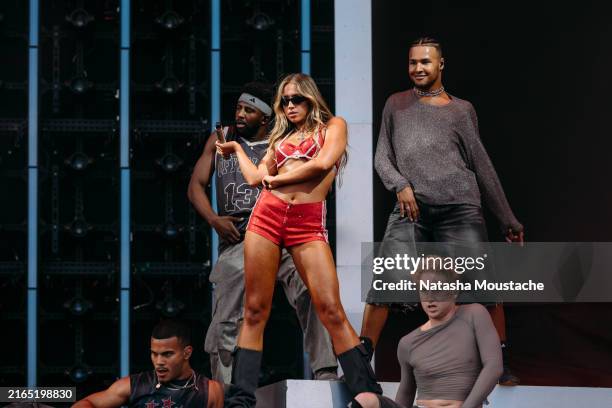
338, 344, 382, 397
225, 347, 262, 408
359, 336, 374, 362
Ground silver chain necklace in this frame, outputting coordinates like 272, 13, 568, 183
155, 369, 198, 391
414, 86, 445, 97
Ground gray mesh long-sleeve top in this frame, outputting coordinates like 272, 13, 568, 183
375, 89, 523, 233
395, 304, 503, 408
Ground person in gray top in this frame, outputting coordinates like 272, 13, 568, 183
187, 82, 337, 384
360, 37, 523, 385
354, 260, 503, 408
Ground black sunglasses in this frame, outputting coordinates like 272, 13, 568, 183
281, 95, 308, 107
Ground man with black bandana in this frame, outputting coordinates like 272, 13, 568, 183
72, 320, 224, 408
187, 82, 338, 384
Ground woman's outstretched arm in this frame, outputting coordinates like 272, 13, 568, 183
216, 141, 276, 186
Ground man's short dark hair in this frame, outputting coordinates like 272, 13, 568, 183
241, 81, 274, 111
151, 319, 192, 346
410, 36, 443, 58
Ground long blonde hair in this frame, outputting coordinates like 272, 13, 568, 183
268, 73, 348, 173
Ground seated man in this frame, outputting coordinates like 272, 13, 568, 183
354, 258, 503, 408
72, 320, 223, 408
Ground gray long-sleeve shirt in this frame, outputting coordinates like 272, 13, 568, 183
375, 89, 522, 233
395, 304, 503, 408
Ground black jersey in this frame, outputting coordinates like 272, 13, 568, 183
129, 370, 209, 408
214, 126, 268, 252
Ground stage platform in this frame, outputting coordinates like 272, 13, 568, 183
254, 380, 612, 407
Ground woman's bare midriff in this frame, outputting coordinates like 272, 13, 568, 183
415, 400, 469, 408
271, 158, 336, 203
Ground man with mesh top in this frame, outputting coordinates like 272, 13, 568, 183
360, 37, 524, 386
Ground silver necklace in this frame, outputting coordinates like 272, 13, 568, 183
414, 86, 445, 97
155, 369, 198, 391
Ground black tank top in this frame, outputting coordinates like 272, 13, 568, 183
214, 126, 268, 253
129, 370, 209, 408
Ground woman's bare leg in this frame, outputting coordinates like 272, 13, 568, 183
237, 231, 281, 351
360, 303, 389, 348
288, 241, 359, 354
290, 240, 382, 397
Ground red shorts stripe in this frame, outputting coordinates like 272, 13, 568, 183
246, 189, 329, 247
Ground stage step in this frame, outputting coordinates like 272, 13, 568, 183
255, 380, 612, 407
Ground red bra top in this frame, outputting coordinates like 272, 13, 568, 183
275, 127, 326, 168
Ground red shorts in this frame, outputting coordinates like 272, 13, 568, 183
247, 189, 329, 247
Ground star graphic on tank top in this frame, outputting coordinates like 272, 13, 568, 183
145, 400, 159, 408
161, 397, 176, 408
